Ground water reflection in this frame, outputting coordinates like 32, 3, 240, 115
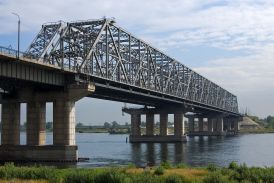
130, 142, 187, 167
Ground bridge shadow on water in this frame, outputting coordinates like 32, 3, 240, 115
129, 136, 230, 167
130, 142, 187, 167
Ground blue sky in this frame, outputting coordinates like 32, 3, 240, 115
0, 0, 274, 124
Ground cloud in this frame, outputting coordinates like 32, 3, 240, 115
0, 0, 273, 118
194, 45, 274, 117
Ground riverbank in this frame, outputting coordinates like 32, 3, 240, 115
238, 128, 274, 134
1, 162, 274, 183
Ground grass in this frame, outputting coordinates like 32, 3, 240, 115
1, 162, 274, 183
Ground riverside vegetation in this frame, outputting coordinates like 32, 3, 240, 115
1, 162, 274, 183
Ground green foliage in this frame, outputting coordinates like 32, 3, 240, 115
3, 162, 274, 183
130, 173, 162, 183
265, 116, 274, 128
203, 172, 230, 183
94, 171, 131, 183
165, 174, 187, 183
175, 163, 188, 169
154, 166, 165, 175
207, 163, 218, 172
228, 161, 238, 170
160, 161, 172, 169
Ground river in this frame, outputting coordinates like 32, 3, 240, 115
1, 132, 274, 167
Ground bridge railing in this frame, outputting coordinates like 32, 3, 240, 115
0, 46, 57, 66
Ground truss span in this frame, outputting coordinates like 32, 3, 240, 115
25, 18, 239, 114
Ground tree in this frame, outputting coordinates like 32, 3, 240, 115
111, 121, 119, 129
76, 123, 84, 128
46, 122, 53, 130
104, 122, 111, 129
266, 116, 274, 128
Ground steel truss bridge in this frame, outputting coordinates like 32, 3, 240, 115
1, 18, 239, 116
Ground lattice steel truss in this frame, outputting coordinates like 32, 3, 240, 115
25, 18, 239, 113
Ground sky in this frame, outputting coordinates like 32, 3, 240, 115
0, 0, 274, 124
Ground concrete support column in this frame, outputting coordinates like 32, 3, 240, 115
131, 114, 141, 136
234, 119, 239, 132
226, 119, 231, 131
146, 113, 154, 136
27, 102, 46, 145
53, 100, 76, 146
208, 118, 213, 132
198, 117, 204, 132
188, 117, 194, 133
216, 117, 224, 132
160, 113, 168, 136
174, 113, 184, 136
1, 102, 20, 145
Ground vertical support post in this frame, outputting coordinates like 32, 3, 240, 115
160, 113, 168, 136
1, 102, 20, 145
146, 113, 154, 136
53, 100, 76, 145
198, 117, 204, 132
207, 118, 213, 132
27, 101, 46, 145
212, 118, 217, 132
188, 116, 194, 133
131, 114, 141, 136
174, 113, 184, 136
226, 119, 231, 131
216, 117, 224, 133
234, 119, 239, 132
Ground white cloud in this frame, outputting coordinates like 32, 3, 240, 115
194, 45, 274, 117
0, 0, 274, 118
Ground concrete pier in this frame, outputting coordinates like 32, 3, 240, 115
198, 117, 204, 132
146, 113, 154, 136
208, 118, 213, 132
131, 114, 141, 136
188, 116, 195, 133
160, 113, 168, 136
174, 113, 184, 136
124, 107, 187, 143
1, 102, 20, 145
0, 83, 95, 162
27, 102, 46, 145
53, 100, 76, 146
187, 114, 233, 136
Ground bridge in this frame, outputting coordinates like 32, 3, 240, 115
0, 18, 241, 162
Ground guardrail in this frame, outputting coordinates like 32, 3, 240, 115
0, 45, 54, 65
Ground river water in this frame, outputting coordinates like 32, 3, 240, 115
2, 132, 274, 167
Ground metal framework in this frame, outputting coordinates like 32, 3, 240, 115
25, 18, 239, 113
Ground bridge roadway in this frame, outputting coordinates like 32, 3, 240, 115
0, 18, 241, 162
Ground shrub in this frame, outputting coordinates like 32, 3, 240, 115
165, 174, 186, 183
160, 161, 172, 169
175, 163, 188, 169
94, 171, 131, 183
203, 172, 230, 183
207, 163, 218, 172
154, 166, 165, 176
130, 173, 162, 183
228, 161, 238, 170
